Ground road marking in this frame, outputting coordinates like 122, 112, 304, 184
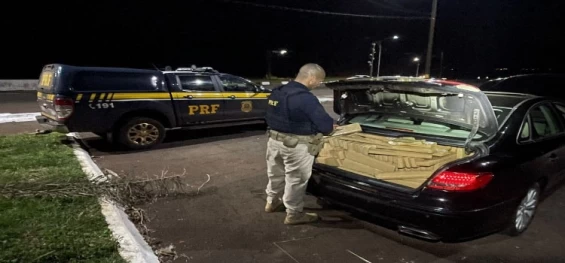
346, 249, 373, 263
273, 242, 300, 263
0, 112, 41, 124
317, 96, 334, 103
272, 237, 315, 263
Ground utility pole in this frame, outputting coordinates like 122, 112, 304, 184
376, 41, 383, 77
424, 0, 438, 78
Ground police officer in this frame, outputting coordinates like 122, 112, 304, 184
264, 63, 335, 225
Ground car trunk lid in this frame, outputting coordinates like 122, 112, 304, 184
327, 79, 499, 141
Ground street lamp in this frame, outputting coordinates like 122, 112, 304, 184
413, 57, 420, 77
369, 35, 399, 77
266, 49, 288, 79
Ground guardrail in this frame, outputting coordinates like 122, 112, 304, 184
0, 80, 38, 91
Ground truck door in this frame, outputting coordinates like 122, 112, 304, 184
216, 74, 268, 120
173, 74, 225, 124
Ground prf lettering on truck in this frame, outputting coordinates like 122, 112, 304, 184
188, 104, 220, 115
268, 100, 279, 106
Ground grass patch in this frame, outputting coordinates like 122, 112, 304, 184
0, 133, 124, 263
0, 133, 84, 184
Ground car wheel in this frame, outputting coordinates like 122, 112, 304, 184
117, 117, 165, 150
505, 182, 541, 236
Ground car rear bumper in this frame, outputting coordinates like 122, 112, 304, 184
36, 115, 69, 133
307, 171, 518, 241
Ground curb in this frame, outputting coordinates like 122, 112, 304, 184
67, 132, 160, 263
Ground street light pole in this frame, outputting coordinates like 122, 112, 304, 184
266, 49, 288, 80
413, 57, 420, 77
376, 41, 383, 77
424, 0, 438, 78
266, 51, 272, 79
368, 35, 398, 77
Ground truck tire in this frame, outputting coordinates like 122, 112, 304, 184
117, 116, 166, 150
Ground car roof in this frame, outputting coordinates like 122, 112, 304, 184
483, 91, 539, 108
45, 63, 160, 74
479, 73, 565, 99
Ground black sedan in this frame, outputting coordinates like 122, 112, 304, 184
307, 78, 565, 242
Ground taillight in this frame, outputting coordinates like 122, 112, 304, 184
427, 171, 494, 191
54, 97, 74, 121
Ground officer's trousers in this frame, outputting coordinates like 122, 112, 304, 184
265, 137, 315, 214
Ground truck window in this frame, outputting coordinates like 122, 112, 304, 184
178, 75, 216, 92
72, 71, 161, 91
219, 75, 256, 92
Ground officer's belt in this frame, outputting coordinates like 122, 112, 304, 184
268, 130, 314, 144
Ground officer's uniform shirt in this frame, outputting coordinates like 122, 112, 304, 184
265, 81, 334, 136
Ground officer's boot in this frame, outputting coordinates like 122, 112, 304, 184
265, 198, 285, 213
284, 212, 319, 225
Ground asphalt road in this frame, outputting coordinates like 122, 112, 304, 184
0, 91, 38, 113
0, 91, 41, 134
79, 120, 565, 263
3, 90, 565, 262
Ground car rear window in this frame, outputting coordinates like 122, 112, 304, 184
37, 69, 56, 92
486, 93, 530, 124
349, 114, 483, 140
71, 71, 162, 91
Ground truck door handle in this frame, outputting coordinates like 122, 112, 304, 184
228, 95, 235, 99
183, 95, 193, 99
549, 153, 558, 161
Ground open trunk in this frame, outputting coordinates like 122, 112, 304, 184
315, 124, 473, 189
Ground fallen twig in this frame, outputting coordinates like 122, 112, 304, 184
197, 174, 211, 195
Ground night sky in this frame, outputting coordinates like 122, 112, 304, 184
1, 0, 562, 79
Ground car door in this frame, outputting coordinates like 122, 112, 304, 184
174, 74, 225, 124
216, 74, 268, 120
517, 102, 565, 189
548, 102, 565, 185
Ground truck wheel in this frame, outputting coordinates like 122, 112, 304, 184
504, 182, 540, 236
117, 117, 165, 150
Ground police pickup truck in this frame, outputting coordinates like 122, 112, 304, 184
36, 64, 271, 149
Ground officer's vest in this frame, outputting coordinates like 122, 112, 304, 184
265, 85, 316, 135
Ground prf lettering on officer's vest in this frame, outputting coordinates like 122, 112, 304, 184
268, 100, 279, 106
188, 104, 220, 115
